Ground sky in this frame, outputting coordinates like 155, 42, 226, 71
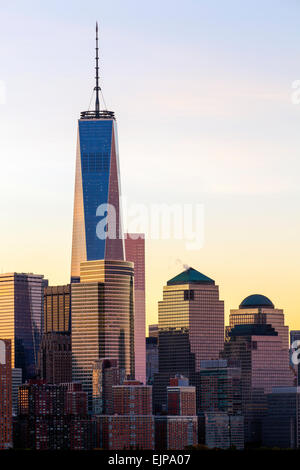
0, 0, 300, 330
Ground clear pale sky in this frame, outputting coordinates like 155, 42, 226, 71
0, 0, 300, 331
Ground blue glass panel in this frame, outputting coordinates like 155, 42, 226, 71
79, 120, 113, 261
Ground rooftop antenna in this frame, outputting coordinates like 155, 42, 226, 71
95, 22, 101, 116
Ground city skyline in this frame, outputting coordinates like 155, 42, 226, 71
0, 0, 300, 332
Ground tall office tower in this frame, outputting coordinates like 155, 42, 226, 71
96, 381, 154, 449
155, 376, 198, 450
199, 360, 242, 415
72, 260, 134, 408
146, 336, 158, 384
0, 340, 12, 449
262, 386, 300, 448
221, 324, 294, 444
154, 267, 224, 412
71, 24, 124, 281
92, 358, 125, 415
200, 412, 244, 450
228, 294, 289, 351
12, 368, 22, 416
0, 273, 47, 380
38, 332, 72, 384
44, 285, 71, 333
16, 380, 93, 450
125, 234, 146, 384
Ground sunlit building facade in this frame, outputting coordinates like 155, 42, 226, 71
154, 267, 224, 412
0, 273, 47, 380
71, 260, 134, 409
221, 324, 294, 444
71, 114, 124, 280
44, 285, 71, 333
228, 294, 289, 351
125, 233, 146, 384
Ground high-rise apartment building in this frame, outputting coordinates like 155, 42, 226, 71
155, 376, 198, 450
0, 273, 47, 380
72, 260, 134, 408
0, 339, 12, 449
44, 285, 71, 333
11, 368, 22, 417
167, 376, 196, 416
71, 24, 124, 281
125, 234, 146, 384
16, 381, 93, 450
96, 381, 154, 450
154, 267, 224, 412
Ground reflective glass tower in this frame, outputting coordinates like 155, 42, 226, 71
71, 23, 124, 280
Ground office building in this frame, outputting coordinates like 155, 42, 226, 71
221, 323, 294, 444
201, 412, 244, 450
71, 24, 124, 281
125, 233, 146, 384
199, 359, 242, 415
154, 267, 224, 412
44, 285, 71, 333
0, 339, 12, 449
92, 358, 125, 415
0, 273, 47, 380
228, 294, 289, 351
72, 260, 134, 408
38, 332, 72, 384
146, 336, 158, 384
263, 386, 300, 448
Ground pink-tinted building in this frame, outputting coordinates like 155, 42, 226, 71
222, 323, 294, 444
153, 267, 224, 412
125, 234, 146, 384
0, 339, 12, 449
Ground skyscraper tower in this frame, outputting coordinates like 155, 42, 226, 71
71, 23, 124, 280
153, 267, 224, 412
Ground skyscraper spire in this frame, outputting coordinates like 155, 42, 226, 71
95, 22, 100, 116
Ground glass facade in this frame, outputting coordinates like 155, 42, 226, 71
71, 118, 124, 279
0, 273, 46, 380
71, 260, 134, 409
44, 285, 70, 333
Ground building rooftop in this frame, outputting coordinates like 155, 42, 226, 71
239, 294, 274, 309
167, 267, 215, 286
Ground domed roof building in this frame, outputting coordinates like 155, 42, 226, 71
227, 293, 289, 351
239, 294, 274, 309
